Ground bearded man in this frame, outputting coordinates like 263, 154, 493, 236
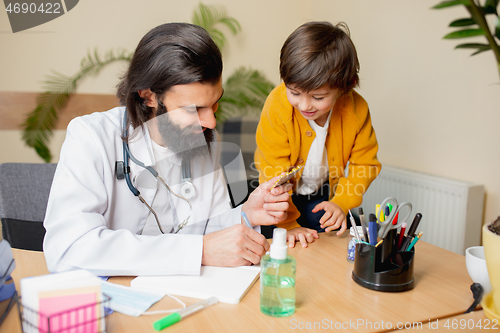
43, 23, 290, 276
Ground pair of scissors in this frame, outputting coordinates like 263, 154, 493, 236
376, 197, 412, 239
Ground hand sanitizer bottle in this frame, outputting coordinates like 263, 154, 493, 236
260, 228, 296, 317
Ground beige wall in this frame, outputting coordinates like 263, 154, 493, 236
1, 0, 499, 231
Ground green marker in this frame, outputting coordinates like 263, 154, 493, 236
387, 203, 393, 213
153, 297, 218, 331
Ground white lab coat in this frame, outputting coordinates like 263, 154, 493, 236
43, 107, 242, 276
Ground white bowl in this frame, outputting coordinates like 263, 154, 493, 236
465, 246, 492, 295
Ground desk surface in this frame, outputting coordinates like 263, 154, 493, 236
3, 233, 481, 332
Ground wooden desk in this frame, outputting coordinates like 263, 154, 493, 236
2, 233, 479, 332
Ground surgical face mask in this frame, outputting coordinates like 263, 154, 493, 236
101, 281, 165, 317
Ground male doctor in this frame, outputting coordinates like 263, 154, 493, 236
43, 23, 291, 276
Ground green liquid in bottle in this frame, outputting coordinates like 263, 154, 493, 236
260, 255, 296, 317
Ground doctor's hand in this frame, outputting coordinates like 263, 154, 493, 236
312, 201, 347, 235
202, 224, 269, 266
241, 175, 292, 226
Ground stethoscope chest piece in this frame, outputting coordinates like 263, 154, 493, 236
180, 158, 196, 200
119, 111, 194, 234
180, 181, 196, 200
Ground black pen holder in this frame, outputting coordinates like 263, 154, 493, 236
352, 235, 415, 292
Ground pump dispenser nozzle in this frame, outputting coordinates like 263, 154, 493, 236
270, 228, 288, 260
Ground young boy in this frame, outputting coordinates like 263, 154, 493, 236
255, 21, 381, 247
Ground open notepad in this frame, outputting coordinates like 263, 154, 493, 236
130, 265, 260, 304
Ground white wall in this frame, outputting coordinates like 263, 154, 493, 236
1, 0, 499, 230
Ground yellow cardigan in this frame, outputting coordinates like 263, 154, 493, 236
254, 83, 382, 230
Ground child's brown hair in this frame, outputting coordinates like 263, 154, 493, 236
280, 21, 359, 94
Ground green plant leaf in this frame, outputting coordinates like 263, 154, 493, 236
191, 2, 241, 50
209, 29, 226, 49
219, 17, 241, 34
455, 42, 491, 49
470, 48, 491, 55
444, 28, 485, 38
22, 49, 131, 162
485, 0, 499, 7
449, 18, 476, 27
433, 0, 471, 10
455, 42, 491, 55
217, 67, 275, 123
21, 92, 69, 162
42, 71, 76, 95
484, 0, 499, 15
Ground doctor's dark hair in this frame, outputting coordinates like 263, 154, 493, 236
117, 22, 222, 130
280, 21, 359, 94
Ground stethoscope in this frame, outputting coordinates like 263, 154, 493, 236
115, 112, 195, 234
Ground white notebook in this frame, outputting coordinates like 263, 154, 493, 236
130, 265, 260, 304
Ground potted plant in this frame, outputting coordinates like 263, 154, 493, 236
482, 217, 500, 320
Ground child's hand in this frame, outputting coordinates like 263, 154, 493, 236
287, 227, 319, 248
312, 201, 347, 235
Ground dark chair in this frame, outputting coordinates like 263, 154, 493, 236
0, 163, 57, 251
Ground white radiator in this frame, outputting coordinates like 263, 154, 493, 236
360, 165, 485, 255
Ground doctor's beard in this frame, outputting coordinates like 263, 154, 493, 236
155, 104, 215, 161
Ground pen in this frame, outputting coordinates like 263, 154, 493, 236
358, 207, 369, 242
241, 212, 252, 228
406, 232, 423, 251
348, 210, 360, 241
368, 214, 378, 245
400, 213, 422, 250
397, 222, 407, 250
153, 297, 218, 331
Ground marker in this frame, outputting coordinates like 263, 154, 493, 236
406, 232, 423, 251
401, 213, 422, 250
397, 222, 407, 250
376, 204, 383, 222
368, 214, 378, 245
385, 205, 391, 219
358, 207, 369, 242
407, 213, 423, 237
387, 203, 393, 213
153, 297, 218, 331
241, 212, 252, 228
392, 212, 399, 225
348, 210, 360, 241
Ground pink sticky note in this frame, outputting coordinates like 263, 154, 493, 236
38, 293, 97, 333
